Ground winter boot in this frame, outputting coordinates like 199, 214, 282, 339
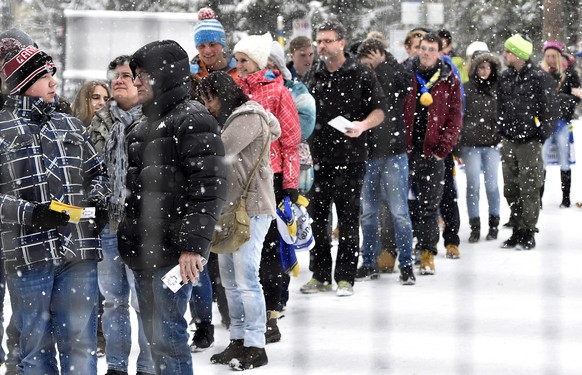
518, 229, 536, 250
419, 250, 435, 275
501, 229, 521, 249
399, 265, 416, 285
265, 311, 282, 344
486, 215, 500, 240
560, 170, 571, 208
210, 339, 245, 365
355, 265, 380, 281
229, 346, 269, 370
190, 323, 214, 352
105, 371, 128, 375
468, 217, 480, 243
377, 249, 396, 273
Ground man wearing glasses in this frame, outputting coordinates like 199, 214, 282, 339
87, 55, 155, 375
403, 31, 463, 276
118, 40, 226, 374
302, 21, 386, 297
497, 34, 559, 250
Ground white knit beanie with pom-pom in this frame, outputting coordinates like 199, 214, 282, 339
233, 33, 273, 70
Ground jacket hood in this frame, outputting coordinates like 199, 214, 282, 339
469, 51, 502, 84
224, 100, 281, 141
130, 40, 190, 119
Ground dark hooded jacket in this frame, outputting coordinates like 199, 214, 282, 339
118, 40, 227, 271
459, 51, 502, 147
497, 61, 560, 143
368, 51, 412, 158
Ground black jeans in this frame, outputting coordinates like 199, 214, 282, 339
259, 173, 284, 312
408, 153, 445, 255
439, 153, 460, 247
308, 163, 365, 285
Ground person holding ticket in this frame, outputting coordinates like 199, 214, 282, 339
302, 21, 386, 297
0, 39, 110, 374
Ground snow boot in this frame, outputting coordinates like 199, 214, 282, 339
265, 310, 282, 344
399, 265, 416, 285
518, 229, 536, 250
190, 323, 214, 352
560, 170, 571, 208
468, 217, 480, 243
486, 215, 500, 240
210, 339, 244, 365
377, 249, 396, 273
501, 229, 520, 249
229, 346, 268, 371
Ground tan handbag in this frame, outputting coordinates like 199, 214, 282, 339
211, 126, 270, 254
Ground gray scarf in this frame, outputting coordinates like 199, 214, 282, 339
104, 100, 142, 233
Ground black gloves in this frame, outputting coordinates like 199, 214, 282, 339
282, 188, 299, 204
94, 206, 109, 234
31, 203, 70, 231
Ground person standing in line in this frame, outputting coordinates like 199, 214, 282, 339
498, 34, 559, 250
0, 38, 110, 375
232, 33, 301, 344
402, 31, 463, 275
539, 41, 581, 209
286, 36, 315, 83
354, 38, 416, 285
87, 55, 155, 375
118, 40, 226, 375
265, 40, 316, 339
199, 71, 281, 371
72, 80, 111, 126
189, 6, 235, 340
302, 21, 386, 296
459, 50, 503, 243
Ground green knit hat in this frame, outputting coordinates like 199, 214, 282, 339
504, 34, 533, 61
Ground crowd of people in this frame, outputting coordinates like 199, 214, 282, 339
0, 5, 581, 374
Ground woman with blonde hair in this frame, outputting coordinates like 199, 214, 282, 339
540, 41, 581, 208
72, 80, 110, 125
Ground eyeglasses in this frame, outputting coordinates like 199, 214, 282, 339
133, 71, 151, 83
107, 71, 134, 82
420, 46, 438, 53
315, 39, 339, 46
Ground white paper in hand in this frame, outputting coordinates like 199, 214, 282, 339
328, 116, 354, 133
161, 257, 207, 293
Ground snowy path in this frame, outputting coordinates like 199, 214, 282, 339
3, 121, 582, 375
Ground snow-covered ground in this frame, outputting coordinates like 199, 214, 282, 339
4, 120, 582, 375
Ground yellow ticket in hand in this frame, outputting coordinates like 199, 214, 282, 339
49, 200, 83, 223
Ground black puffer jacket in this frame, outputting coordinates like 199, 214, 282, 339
459, 52, 502, 147
497, 62, 560, 143
118, 40, 227, 271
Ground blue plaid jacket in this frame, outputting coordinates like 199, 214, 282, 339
0, 95, 110, 273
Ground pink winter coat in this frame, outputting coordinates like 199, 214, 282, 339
237, 69, 301, 190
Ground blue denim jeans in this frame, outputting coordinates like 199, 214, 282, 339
6, 260, 99, 375
360, 153, 414, 269
219, 215, 271, 348
462, 146, 501, 219
542, 124, 571, 171
98, 226, 154, 374
189, 265, 213, 325
132, 265, 193, 375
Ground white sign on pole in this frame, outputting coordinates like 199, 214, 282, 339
292, 18, 312, 39
427, 3, 445, 25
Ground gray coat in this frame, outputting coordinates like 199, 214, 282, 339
221, 101, 281, 217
